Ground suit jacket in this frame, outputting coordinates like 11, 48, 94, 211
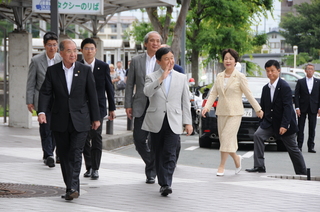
80, 59, 115, 119
38, 61, 100, 132
125, 52, 160, 118
26, 51, 62, 111
204, 70, 261, 115
294, 77, 320, 114
141, 69, 192, 134
260, 78, 298, 137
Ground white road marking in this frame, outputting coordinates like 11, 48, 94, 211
242, 151, 254, 158
185, 146, 199, 151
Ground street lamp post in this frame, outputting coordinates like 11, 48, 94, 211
293, 45, 298, 69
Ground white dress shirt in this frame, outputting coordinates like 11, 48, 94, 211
46, 54, 56, 67
306, 76, 314, 94
63, 63, 75, 94
146, 54, 156, 76
84, 58, 95, 72
160, 69, 173, 95
268, 77, 279, 102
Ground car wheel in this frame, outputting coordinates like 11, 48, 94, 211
276, 140, 287, 151
199, 137, 212, 148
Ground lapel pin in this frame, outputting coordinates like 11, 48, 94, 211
78, 70, 80, 73
98, 67, 100, 70
75, 74, 78, 76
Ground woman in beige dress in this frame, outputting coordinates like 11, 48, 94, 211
201, 48, 264, 176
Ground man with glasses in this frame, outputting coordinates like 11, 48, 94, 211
295, 64, 320, 153
80, 38, 116, 179
38, 39, 100, 200
26, 31, 61, 168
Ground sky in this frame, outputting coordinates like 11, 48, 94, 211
251, 0, 281, 33
120, 0, 281, 33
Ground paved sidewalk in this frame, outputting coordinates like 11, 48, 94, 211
0, 109, 320, 212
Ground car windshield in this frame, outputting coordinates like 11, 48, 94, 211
246, 78, 269, 98
295, 72, 305, 78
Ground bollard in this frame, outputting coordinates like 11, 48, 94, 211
127, 117, 133, 130
307, 168, 311, 180
106, 119, 113, 135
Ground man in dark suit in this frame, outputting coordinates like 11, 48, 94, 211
125, 31, 162, 184
246, 60, 307, 175
26, 32, 61, 167
38, 39, 100, 201
80, 38, 116, 179
294, 64, 320, 153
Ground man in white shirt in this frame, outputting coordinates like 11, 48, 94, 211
294, 64, 320, 153
125, 31, 162, 184
26, 32, 61, 168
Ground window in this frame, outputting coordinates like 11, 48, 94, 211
122, 24, 129, 31
110, 24, 117, 33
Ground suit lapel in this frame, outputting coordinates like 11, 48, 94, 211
57, 62, 69, 95
53, 53, 61, 64
273, 79, 282, 103
40, 53, 48, 71
140, 53, 147, 80
311, 78, 318, 94
70, 62, 80, 95
224, 70, 236, 92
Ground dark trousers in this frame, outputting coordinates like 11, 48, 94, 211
38, 110, 56, 159
254, 126, 307, 175
53, 120, 88, 193
297, 109, 317, 150
151, 115, 179, 187
83, 118, 103, 171
133, 114, 156, 179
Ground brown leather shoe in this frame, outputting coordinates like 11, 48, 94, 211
65, 189, 79, 201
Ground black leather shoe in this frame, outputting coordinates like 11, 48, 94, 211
46, 156, 55, 168
245, 166, 266, 173
160, 186, 172, 196
65, 189, 79, 201
308, 149, 316, 153
83, 169, 92, 177
146, 177, 155, 184
91, 170, 99, 179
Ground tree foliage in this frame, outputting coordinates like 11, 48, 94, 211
186, 0, 272, 84
283, 52, 311, 67
280, 0, 320, 58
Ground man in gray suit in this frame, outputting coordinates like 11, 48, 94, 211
26, 32, 61, 168
142, 47, 193, 196
125, 31, 162, 184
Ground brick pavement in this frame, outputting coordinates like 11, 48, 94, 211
0, 109, 320, 212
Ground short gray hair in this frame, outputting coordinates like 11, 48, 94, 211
143, 31, 163, 44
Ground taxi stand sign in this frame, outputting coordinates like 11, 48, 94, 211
32, 0, 104, 15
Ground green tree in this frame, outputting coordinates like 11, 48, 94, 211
280, 0, 320, 57
283, 52, 311, 67
186, 0, 272, 84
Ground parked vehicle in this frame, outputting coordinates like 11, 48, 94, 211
199, 77, 286, 150
280, 72, 302, 98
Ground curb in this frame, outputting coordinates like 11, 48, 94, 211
102, 131, 133, 150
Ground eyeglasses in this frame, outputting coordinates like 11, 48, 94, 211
64, 49, 78, 54
46, 44, 58, 48
83, 47, 95, 51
